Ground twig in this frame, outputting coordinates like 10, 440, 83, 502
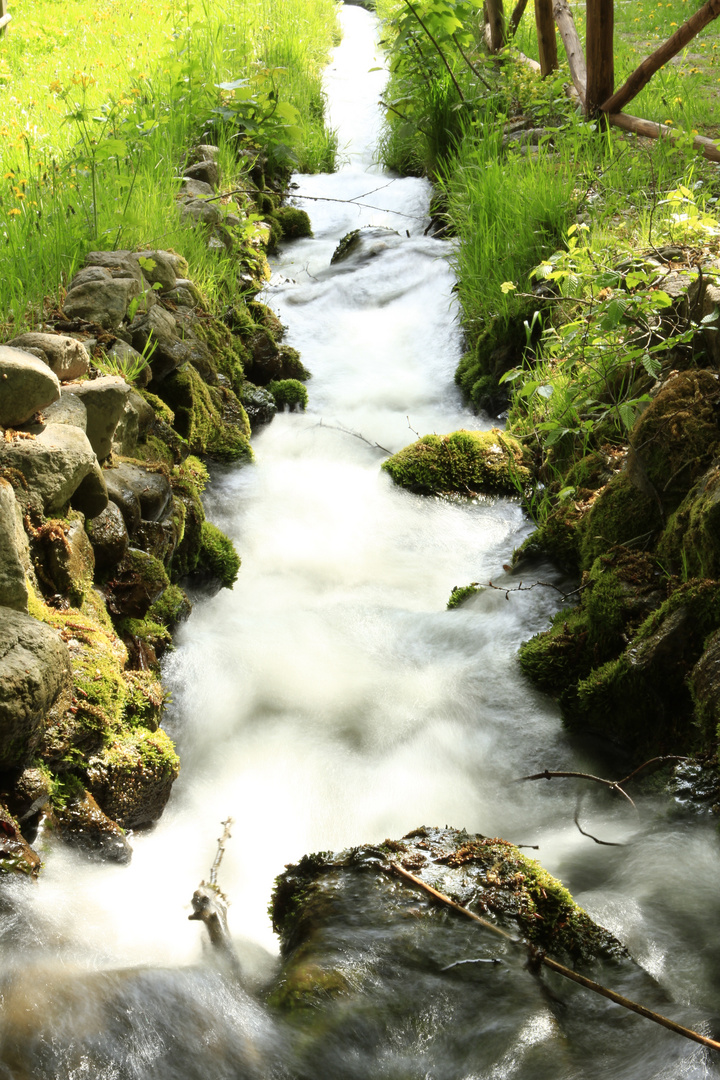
574, 807, 625, 847
203, 186, 423, 221
209, 817, 234, 888
515, 757, 687, 809
451, 33, 493, 89
407, 415, 421, 438
400, 0, 466, 102
387, 862, 720, 1054
313, 419, 392, 456
483, 578, 589, 603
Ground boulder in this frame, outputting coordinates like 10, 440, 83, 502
84, 250, 144, 286
106, 462, 172, 523
111, 389, 155, 456
105, 548, 170, 617
0, 347, 61, 427
45, 518, 95, 597
128, 251, 177, 292
382, 428, 532, 496
0, 802, 41, 878
690, 628, 720, 741
0, 607, 71, 769
85, 501, 129, 570
48, 787, 132, 864
179, 178, 214, 198
240, 383, 277, 429
330, 225, 401, 265
63, 376, 132, 460
0, 424, 99, 515
180, 198, 222, 227
187, 143, 220, 165
85, 727, 180, 830
126, 306, 188, 383
42, 389, 88, 431
244, 330, 281, 385
70, 460, 109, 520
67, 266, 113, 289
105, 340, 151, 388
62, 277, 140, 330
183, 160, 219, 189
0, 480, 29, 612
7, 333, 90, 382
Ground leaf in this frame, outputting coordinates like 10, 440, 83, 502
558, 486, 576, 502
701, 309, 719, 325
641, 352, 662, 378
500, 281, 516, 293
215, 78, 250, 91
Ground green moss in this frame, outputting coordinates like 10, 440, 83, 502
133, 434, 175, 470
137, 390, 175, 427
123, 671, 165, 730
116, 615, 172, 663
382, 429, 531, 496
198, 521, 241, 589
514, 502, 583, 573
192, 315, 249, 395
278, 346, 311, 381
121, 549, 171, 595
147, 583, 192, 628
274, 206, 313, 239
268, 379, 308, 411
330, 229, 360, 264
157, 363, 253, 463
657, 463, 720, 579
247, 300, 285, 340
456, 317, 529, 410
447, 584, 482, 609
578, 473, 660, 570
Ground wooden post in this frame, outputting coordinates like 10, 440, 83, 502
608, 112, 720, 163
484, 0, 506, 53
0, 0, 11, 36
553, 0, 587, 103
602, 0, 720, 114
586, 0, 614, 118
509, 0, 529, 37
534, 0, 558, 75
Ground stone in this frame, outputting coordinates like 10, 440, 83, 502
0, 424, 99, 515
240, 383, 277, 429
691, 628, 720, 740
86, 501, 129, 570
163, 280, 202, 307
1, 766, 51, 829
103, 467, 142, 534
62, 278, 140, 330
105, 339, 151, 388
0, 346, 61, 427
64, 376, 132, 460
46, 518, 95, 597
111, 391, 153, 457
86, 726, 179, 830
162, 252, 189, 278
42, 389, 88, 431
188, 143, 220, 165
105, 548, 170, 618
0, 479, 28, 612
7, 333, 90, 382
695, 281, 720, 366
135, 499, 184, 566
179, 177, 215, 198
382, 428, 533, 496
48, 788, 132, 864
180, 197, 222, 227
129, 250, 177, 292
244, 330, 281, 385
108, 462, 172, 522
330, 225, 401, 266
0, 802, 41, 878
84, 250, 144, 286
183, 160, 219, 189
70, 461, 109, 520
67, 266, 113, 289
127, 306, 214, 384
0, 607, 72, 769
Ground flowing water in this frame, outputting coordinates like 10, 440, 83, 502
2, 6, 720, 1078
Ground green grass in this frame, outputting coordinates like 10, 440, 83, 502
0, 0, 339, 330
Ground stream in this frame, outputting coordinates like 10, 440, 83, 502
1, 5, 720, 1078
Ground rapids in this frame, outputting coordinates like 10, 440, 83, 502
1, 6, 720, 1078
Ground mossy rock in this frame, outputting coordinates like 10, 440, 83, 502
382, 429, 531, 496
169, 468, 206, 582
147, 582, 192, 629
196, 521, 240, 589
278, 346, 311, 381
578, 472, 660, 570
657, 462, 720, 579
105, 549, 171, 619
132, 433, 176, 470
116, 615, 172, 669
565, 578, 720, 755
456, 317, 530, 410
182, 315, 249, 398
247, 300, 285, 341
447, 584, 482, 609
137, 390, 175, 428
268, 379, 308, 412
157, 363, 252, 463
274, 206, 313, 239
629, 369, 720, 515
514, 501, 584, 573
85, 727, 180, 830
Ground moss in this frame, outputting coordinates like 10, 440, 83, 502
330, 229, 360, 264
264, 214, 285, 252
447, 584, 482, 609
197, 521, 241, 589
157, 363, 253, 463
85, 726, 180, 829
137, 390, 175, 427
169, 461, 206, 580
578, 473, 660, 570
116, 615, 172, 664
268, 379, 308, 411
278, 346, 311, 381
192, 315, 249, 396
456, 317, 529, 410
133, 434, 175, 470
657, 463, 720, 579
382, 429, 532, 496
514, 502, 583, 573
247, 300, 285, 340
629, 369, 720, 515
147, 583, 192, 628
274, 206, 313, 239
123, 671, 165, 730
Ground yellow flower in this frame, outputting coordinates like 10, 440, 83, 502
8, 208, 21, 216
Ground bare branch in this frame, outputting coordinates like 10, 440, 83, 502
313, 419, 392, 456
574, 808, 625, 847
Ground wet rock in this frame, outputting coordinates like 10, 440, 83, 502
42, 389, 88, 431
64, 376, 132, 460
107, 462, 172, 523
0, 347, 61, 427
2, 766, 51, 829
0, 803, 41, 878
7, 333, 90, 382
0, 424, 99, 515
105, 549, 170, 617
45, 518, 95, 598
85, 727, 180, 829
383, 428, 532, 496
690, 629, 720, 741
0, 479, 29, 612
330, 225, 401, 265
0, 607, 72, 769
70, 460, 109, 520
135, 498, 184, 566
86, 501, 129, 570
240, 383, 277, 429
47, 787, 132, 864
158, 364, 252, 462
244, 330, 281, 385
62, 277, 140, 330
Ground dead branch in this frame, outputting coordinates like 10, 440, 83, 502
552, 0, 587, 103
574, 806, 625, 847
482, 578, 588, 603
314, 419, 392, 456
189, 818, 241, 977
387, 861, 720, 1054
205, 186, 424, 220
515, 756, 688, 810
602, 0, 720, 115
509, 0, 528, 37
607, 112, 720, 165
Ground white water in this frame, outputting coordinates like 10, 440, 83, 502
3, 7, 720, 1077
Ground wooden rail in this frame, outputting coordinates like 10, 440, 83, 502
0, 0, 11, 36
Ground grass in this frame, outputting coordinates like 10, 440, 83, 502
0, 0, 339, 331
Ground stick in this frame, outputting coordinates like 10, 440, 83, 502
202, 187, 424, 221
509, 0, 529, 38
601, 0, 720, 115
515, 757, 688, 809
552, 0, 587, 104
607, 112, 720, 165
387, 862, 720, 1053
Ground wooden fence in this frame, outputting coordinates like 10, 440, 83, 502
0, 0, 11, 36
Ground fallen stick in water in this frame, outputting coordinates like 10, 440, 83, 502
387, 862, 720, 1054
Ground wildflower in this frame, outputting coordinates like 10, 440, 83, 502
8, 208, 21, 216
